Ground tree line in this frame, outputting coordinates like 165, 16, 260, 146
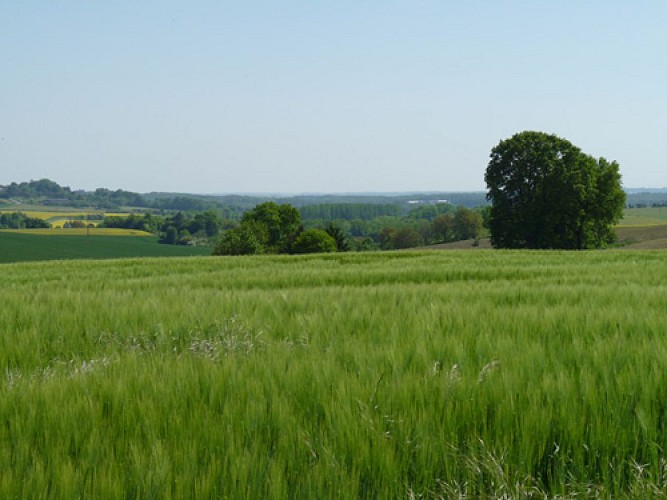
299, 203, 403, 221
0, 212, 51, 229
211, 202, 487, 255
0, 179, 242, 213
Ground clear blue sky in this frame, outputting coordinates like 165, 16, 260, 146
2, 1, 665, 193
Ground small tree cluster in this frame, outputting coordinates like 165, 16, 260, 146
379, 206, 484, 249
213, 202, 342, 256
0, 212, 51, 229
159, 210, 227, 245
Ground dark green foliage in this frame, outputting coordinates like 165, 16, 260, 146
103, 213, 160, 233
214, 202, 302, 256
0, 212, 51, 229
91, 188, 145, 209
156, 210, 227, 245
485, 131, 626, 249
453, 207, 484, 242
212, 225, 264, 255
379, 227, 397, 249
324, 222, 349, 252
241, 202, 302, 253
291, 229, 337, 254
2, 178, 68, 199
300, 203, 403, 220
432, 213, 454, 243
392, 227, 422, 249
406, 202, 455, 221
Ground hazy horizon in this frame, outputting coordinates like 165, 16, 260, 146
2, 2, 665, 194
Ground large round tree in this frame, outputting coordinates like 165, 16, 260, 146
485, 131, 625, 249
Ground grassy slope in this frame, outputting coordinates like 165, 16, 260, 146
0, 232, 210, 263
2, 251, 667, 497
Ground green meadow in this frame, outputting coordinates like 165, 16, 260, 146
0, 232, 210, 263
620, 207, 667, 227
2, 250, 667, 497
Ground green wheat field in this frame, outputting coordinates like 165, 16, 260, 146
2, 250, 667, 497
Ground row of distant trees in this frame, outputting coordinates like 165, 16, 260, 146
212, 202, 487, 255
95, 199, 488, 252
0, 179, 242, 213
378, 206, 485, 249
101, 210, 234, 245
0, 212, 50, 229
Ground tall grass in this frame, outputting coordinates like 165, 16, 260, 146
1, 250, 667, 496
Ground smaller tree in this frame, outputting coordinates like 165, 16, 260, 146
291, 229, 337, 254
213, 225, 263, 255
324, 222, 349, 252
378, 227, 397, 250
432, 213, 454, 243
242, 202, 301, 253
392, 227, 422, 249
453, 207, 484, 242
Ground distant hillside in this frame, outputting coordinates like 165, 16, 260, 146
2, 178, 490, 212
5, 179, 667, 215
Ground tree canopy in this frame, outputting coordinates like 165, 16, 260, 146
291, 229, 337, 254
214, 202, 305, 255
485, 131, 625, 249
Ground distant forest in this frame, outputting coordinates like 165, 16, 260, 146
2, 178, 665, 214
0, 178, 490, 213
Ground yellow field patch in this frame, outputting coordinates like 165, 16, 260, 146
0, 209, 138, 228
0, 210, 86, 220
0, 228, 153, 236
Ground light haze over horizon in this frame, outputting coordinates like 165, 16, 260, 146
2, 1, 666, 194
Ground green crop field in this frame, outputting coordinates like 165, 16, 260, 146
620, 207, 667, 227
0, 232, 210, 263
2, 250, 667, 497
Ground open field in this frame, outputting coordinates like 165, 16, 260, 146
1, 251, 667, 497
0, 232, 210, 263
615, 225, 667, 249
619, 207, 667, 227
613, 208, 667, 249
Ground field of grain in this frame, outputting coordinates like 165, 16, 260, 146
1, 250, 667, 497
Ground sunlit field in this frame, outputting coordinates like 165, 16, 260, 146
2, 250, 667, 497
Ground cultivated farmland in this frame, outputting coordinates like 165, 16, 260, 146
2, 250, 667, 497
0, 232, 210, 263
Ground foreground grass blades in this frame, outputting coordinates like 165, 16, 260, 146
1, 250, 667, 497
